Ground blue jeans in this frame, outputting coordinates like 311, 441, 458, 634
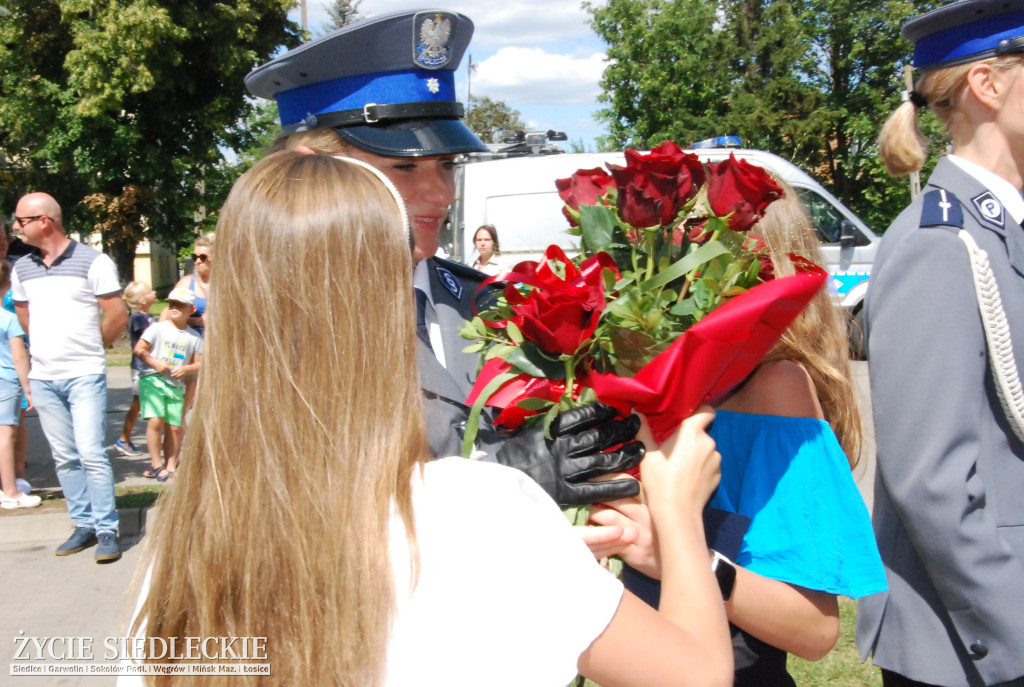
32, 375, 118, 533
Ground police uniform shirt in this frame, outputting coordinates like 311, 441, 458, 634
946, 153, 1024, 225
413, 258, 446, 368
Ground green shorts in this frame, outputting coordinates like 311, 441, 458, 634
139, 374, 185, 427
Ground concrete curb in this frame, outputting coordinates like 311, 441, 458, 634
0, 505, 155, 544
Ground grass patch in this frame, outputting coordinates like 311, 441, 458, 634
788, 597, 881, 686
114, 484, 165, 509
0, 484, 165, 517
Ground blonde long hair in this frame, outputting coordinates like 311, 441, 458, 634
132, 151, 430, 686
758, 183, 863, 466
879, 55, 1024, 176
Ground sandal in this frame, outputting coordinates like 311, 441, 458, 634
155, 467, 175, 483
142, 466, 166, 479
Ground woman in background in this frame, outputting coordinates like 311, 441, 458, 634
126, 150, 735, 687
171, 233, 212, 336
584, 184, 886, 686
471, 223, 506, 275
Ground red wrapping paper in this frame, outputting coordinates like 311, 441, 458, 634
588, 261, 827, 443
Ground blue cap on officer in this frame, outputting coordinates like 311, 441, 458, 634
245, 9, 487, 157
905, 0, 1024, 71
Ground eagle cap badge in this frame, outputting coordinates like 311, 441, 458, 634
414, 11, 455, 69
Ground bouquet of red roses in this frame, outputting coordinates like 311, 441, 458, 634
460, 142, 827, 456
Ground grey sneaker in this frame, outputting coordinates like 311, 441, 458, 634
55, 527, 97, 556
95, 531, 121, 563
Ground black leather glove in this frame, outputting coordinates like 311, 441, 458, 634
495, 402, 645, 506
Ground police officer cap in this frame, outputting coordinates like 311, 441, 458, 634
245, 9, 486, 157
904, 0, 1024, 71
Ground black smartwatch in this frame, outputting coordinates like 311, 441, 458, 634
710, 550, 737, 601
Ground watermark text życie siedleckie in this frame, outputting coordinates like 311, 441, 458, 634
11, 631, 270, 676
13, 632, 267, 661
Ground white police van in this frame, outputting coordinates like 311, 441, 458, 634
443, 138, 877, 352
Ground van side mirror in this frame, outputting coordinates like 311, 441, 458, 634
840, 219, 858, 248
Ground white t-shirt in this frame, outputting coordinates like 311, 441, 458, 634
385, 458, 623, 686
119, 458, 623, 687
138, 320, 203, 387
11, 240, 122, 380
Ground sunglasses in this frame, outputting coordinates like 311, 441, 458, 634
192, 253, 210, 263
14, 215, 46, 227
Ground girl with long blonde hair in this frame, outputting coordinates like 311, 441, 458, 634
583, 184, 886, 686
126, 150, 736, 687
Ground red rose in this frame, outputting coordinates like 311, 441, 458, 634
685, 217, 710, 245
506, 246, 618, 356
555, 168, 616, 227
607, 141, 705, 228
706, 153, 784, 232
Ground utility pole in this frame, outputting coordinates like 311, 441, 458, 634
467, 55, 476, 111
301, 0, 308, 34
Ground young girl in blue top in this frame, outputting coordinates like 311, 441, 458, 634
0, 261, 37, 509
584, 184, 886, 685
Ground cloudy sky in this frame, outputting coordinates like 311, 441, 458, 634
287, 1, 610, 148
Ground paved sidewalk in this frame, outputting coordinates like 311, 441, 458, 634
1, 365, 154, 685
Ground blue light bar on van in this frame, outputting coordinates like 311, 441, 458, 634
690, 135, 743, 149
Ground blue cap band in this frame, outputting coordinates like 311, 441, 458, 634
276, 69, 456, 127
914, 11, 1024, 68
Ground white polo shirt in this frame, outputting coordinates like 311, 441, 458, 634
11, 240, 122, 380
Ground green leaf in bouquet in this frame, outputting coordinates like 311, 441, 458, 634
704, 214, 732, 237
638, 240, 731, 292
576, 386, 597, 405
579, 203, 618, 252
484, 343, 516, 360
542, 403, 561, 439
461, 369, 519, 457
746, 258, 763, 284
606, 292, 638, 321
608, 323, 672, 374
603, 266, 618, 294
669, 297, 699, 318
459, 316, 483, 340
462, 340, 488, 354
507, 344, 566, 379
720, 256, 749, 284
562, 504, 592, 527
506, 320, 524, 344
515, 397, 556, 411
721, 285, 749, 298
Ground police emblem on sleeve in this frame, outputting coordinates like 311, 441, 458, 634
435, 266, 463, 300
414, 12, 453, 69
972, 191, 1005, 228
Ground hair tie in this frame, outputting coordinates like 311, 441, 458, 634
330, 155, 411, 239
908, 90, 928, 109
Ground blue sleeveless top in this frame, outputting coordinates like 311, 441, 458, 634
707, 410, 887, 598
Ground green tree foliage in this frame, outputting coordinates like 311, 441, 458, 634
0, 0, 300, 279
585, 0, 730, 151
464, 95, 527, 144
326, 0, 361, 30
586, 0, 944, 232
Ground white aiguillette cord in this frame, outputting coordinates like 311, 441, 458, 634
959, 228, 1024, 444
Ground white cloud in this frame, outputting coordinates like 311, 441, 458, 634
472, 47, 605, 106
298, 1, 601, 48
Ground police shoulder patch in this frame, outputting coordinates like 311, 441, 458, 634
920, 188, 964, 228
435, 265, 463, 300
971, 190, 1005, 228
